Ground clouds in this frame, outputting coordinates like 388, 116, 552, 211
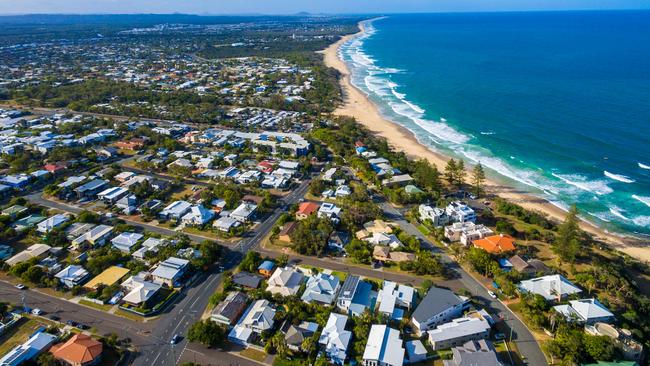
0, 0, 647, 15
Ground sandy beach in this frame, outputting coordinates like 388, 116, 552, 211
320, 20, 650, 261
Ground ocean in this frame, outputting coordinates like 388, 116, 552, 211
340, 11, 650, 237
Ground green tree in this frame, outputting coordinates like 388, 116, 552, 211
553, 205, 581, 264
36, 352, 58, 366
444, 159, 457, 187
187, 320, 226, 348
471, 162, 486, 198
290, 215, 333, 256
583, 334, 616, 361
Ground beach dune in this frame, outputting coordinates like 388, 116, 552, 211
320, 20, 650, 262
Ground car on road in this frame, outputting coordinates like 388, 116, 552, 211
49, 315, 61, 321
15, 284, 26, 290
488, 290, 497, 299
31, 308, 44, 316
76, 323, 89, 330
66, 320, 78, 327
170, 334, 182, 345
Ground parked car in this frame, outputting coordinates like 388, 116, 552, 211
494, 333, 506, 340
66, 320, 78, 327
49, 315, 61, 321
487, 291, 497, 299
76, 323, 89, 330
15, 284, 26, 290
31, 308, 44, 316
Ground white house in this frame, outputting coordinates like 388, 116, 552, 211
428, 315, 491, 351
36, 214, 69, 234
366, 233, 402, 249
444, 222, 493, 245
266, 267, 304, 296
445, 201, 476, 223
111, 232, 143, 253
54, 265, 90, 288
181, 204, 214, 226
230, 202, 257, 222
553, 298, 615, 324
228, 299, 276, 345
319, 313, 351, 365
412, 287, 470, 335
318, 202, 341, 222
213, 217, 241, 232
518, 274, 582, 302
418, 204, 449, 227
121, 275, 162, 306
151, 257, 189, 286
377, 281, 416, 319
363, 325, 405, 366
301, 273, 341, 305
159, 200, 192, 220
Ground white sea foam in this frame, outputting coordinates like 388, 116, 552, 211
588, 211, 611, 222
609, 206, 630, 221
632, 216, 650, 227
639, 162, 650, 170
632, 194, 650, 208
604, 171, 635, 183
551, 173, 613, 196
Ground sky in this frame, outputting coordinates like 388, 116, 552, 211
0, 0, 648, 15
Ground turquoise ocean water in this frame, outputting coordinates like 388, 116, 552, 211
340, 11, 650, 237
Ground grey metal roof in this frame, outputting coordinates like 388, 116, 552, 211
412, 287, 464, 324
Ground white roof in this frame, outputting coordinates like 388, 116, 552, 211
301, 273, 340, 304
518, 274, 582, 301
0, 331, 57, 366
266, 267, 304, 296
319, 313, 351, 362
111, 232, 143, 250
37, 214, 69, 232
238, 299, 276, 331
54, 265, 88, 282
151, 257, 189, 281
363, 325, 405, 366
428, 316, 491, 343
122, 276, 162, 304
553, 298, 614, 322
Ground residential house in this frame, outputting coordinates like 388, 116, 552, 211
257, 260, 276, 277
213, 217, 241, 232
55, 265, 90, 289
116, 194, 138, 215
412, 287, 470, 335
337, 275, 376, 317
111, 232, 143, 253
472, 234, 516, 254
328, 231, 350, 251
377, 281, 416, 320
319, 313, 351, 365
5, 244, 51, 266
419, 204, 449, 227
278, 221, 298, 243
0, 331, 57, 366
444, 222, 493, 245
428, 315, 492, 351
518, 275, 582, 302
228, 300, 276, 345
121, 275, 162, 307
553, 299, 615, 324
405, 340, 428, 364
507, 255, 551, 275
74, 179, 108, 199
445, 201, 476, 223
366, 233, 402, 249
2, 205, 28, 219
283, 321, 319, 352
443, 340, 503, 366
362, 324, 405, 366
181, 205, 214, 226
159, 200, 192, 221
211, 291, 249, 327
318, 202, 341, 222
382, 174, 414, 187
12, 215, 46, 232
266, 267, 304, 296
230, 202, 257, 222
50, 334, 103, 366
132, 237, 165, 260
72, 224, 114, 249
99, 186, 130, 204
301, 273, 341, 305
296, 201, 320, 220
84, 266, 130, 290
232, 272, 262, 289
151, 257, 190, 287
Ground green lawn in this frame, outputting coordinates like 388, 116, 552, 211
79, 299, 112, 312
0, 317, 52, 356
240, 348, 267, 362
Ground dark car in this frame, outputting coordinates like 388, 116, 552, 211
49, 315, 61, 321
66, 320, 77, 327
170, 334, 182, 345
76, 323, 89, 330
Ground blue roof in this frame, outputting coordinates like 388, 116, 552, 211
258, 260, 275, 271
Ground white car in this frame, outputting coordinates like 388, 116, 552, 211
31, 308, 43, 316
488, 291, 497, 299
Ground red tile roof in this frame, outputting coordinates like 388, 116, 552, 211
473, 234, 516, 254
50, 334, 103, 365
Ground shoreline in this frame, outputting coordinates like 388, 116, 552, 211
320, 19, 650, 262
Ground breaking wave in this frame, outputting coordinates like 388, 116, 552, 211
604, 171, 635, 183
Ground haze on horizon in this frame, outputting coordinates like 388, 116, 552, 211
0, 0, 648, 15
